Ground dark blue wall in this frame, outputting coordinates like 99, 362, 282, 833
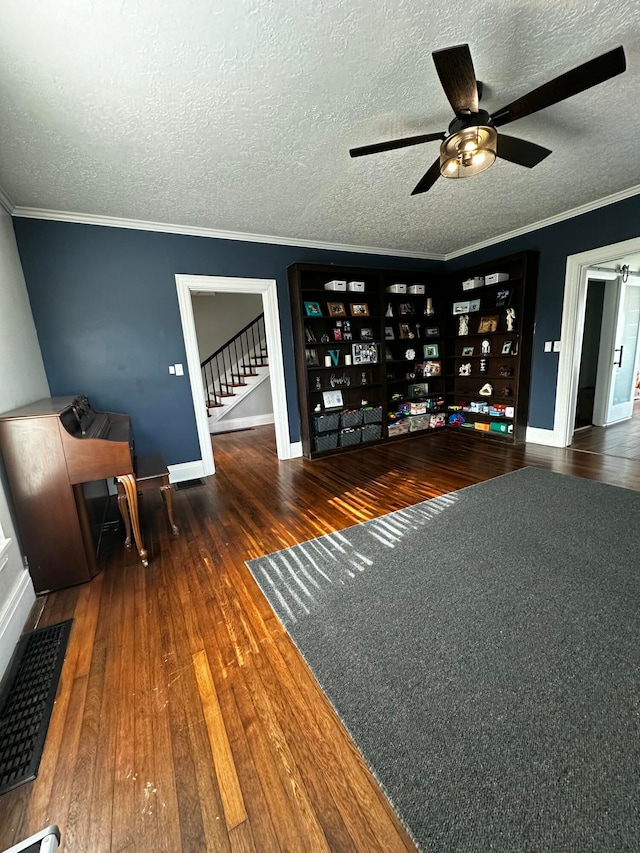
12, 219, 442, 464
446, 194, 640, 429
13, 194, 640, 460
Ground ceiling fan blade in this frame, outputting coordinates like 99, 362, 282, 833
349, 132, 445, 158
433, 44, 479, 115
496, 134, 552, 168
411, 158, 442, 195
491, 45, 626, 128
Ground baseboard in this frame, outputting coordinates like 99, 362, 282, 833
209, 413, 275, 434
167, 459, 208, 483
526, 426, 564, 447
0, 568, 36, 682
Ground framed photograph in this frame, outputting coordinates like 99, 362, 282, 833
423, 343, 439, 358
399, 323, 414, 339
421, 360, 442, 377
461, 346, 475, 356
478, 314, 499, 333
332, 328, 342, 341
425, 326, 440, 338
399, 302, 415, 316
305, 347, 319, 366
408, 382, 429, 398
453, 300, 470, 315
327, 301, 346, 317
360, 327, 374, 341
384, 326, 395, 340
468, 299, 481, 313
495, 288, 511, 307
501, 340, 513, 355
350, 302, 369, 316
304, 301, 322, 317
322, 390, 343, 408
304, 326, 317, 343
352, 342, 378, 364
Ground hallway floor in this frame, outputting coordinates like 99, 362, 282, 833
570, 399, 640, 460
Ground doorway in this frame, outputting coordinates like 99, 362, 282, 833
555, 235, 640, 450
175, 274, 300, 476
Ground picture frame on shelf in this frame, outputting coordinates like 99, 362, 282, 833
333, 328, 342, 341
420, 360, 442, 377
453, 300, 470, 315
327, 302, 347, 317
495, 288, 511, 307
305, 347, 319, 366
304, 301, 322, 317
304, 326, 317, 343
501, 340, 514, 355
461, 345, 474, 356
350, 303, 369, 316
399, 302, 415, 316
322, 390, 343, 408
360, 327, 374, 341
468, 299, 481, 313
408, 382, 429, 398
478, 314, 499, 333
399, 323, 414, 339
352, 342, 378, 364
423, 343, 439, 358
384, 326, 395, 340
425, 326, 440, 338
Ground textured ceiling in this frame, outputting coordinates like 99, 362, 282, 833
0, 0, 639, 257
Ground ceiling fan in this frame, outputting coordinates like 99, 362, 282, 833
349, 44, 626, 195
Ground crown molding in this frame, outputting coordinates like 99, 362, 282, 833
444, 183, 640, 261
0, 184, 15, 215
11, 207, 445, 262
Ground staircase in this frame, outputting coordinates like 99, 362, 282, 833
201, 314, 270, 433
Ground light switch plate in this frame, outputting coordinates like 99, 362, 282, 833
175, 363, 184, 376
553, 340, 561, 353
168, 365, 175, 374
544, 341, 552, 352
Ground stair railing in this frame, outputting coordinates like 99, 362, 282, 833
201, 313, 267, 408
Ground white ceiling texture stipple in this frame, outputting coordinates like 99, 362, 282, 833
0, 0, 638, 256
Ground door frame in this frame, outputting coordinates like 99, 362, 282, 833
555, 235, 640, 446
175, 274, 299, 476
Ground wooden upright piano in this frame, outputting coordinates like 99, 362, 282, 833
0, 395, 143, 593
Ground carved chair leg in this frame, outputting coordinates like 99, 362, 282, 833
160, 484, 179, 536
116, 474, 148, 567
117, 490, 132, 550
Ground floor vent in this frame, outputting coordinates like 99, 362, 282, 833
0, 619, 72, 795
175, 479, 205, 489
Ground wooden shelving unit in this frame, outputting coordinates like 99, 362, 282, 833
288, 252, 537, 458
446, 253, 538, 444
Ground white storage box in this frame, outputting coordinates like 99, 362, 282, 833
386, 283, 407, 294
408, 284, 425, 295
324, 279, 347, 291
462, 276, 484, 290
485, 272, 509, 285
347, 280, 365, 291
505, 406, 515, 419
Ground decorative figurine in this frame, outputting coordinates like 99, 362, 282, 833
479, 383, 493, 396
404, 348, 416, 360
385, 303, 394, 317
506, 307, 516, 332
315, 376, 322, 390
479, 359, 487, 373
361, 371, 368, 385
424, 297, 435, 316
458, 362, 471, 376
481, 338, 491, 355
458, 314, 469, 336
314, 403, 322, 412
502, 387, 513, 397
499, 364, 514, 377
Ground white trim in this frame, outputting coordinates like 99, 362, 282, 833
289, 441, 303, 458
0, 184, 14, 215
13, 207, 444, 261
167, 459, 208, 484
444, 184, 640, 260
554, 234, 640, 447
210, 413, 275, 434
175, 274, 296, 468
0, 569, 35, 682
525, 426, 563, 447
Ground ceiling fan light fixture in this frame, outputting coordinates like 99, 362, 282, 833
439, 125, 497, 179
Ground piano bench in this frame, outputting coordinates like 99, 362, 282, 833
116, 453, 179, 554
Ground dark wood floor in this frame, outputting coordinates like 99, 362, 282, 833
570, 398, 640, 460
1, 427, 639, 852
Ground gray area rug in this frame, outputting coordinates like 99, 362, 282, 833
246, 467, 640, 852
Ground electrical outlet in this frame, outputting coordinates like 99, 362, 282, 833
168, 365, 175, 374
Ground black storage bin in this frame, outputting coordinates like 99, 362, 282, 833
313, 431, 339, 452
361, 423, 383, 443
339, 427, 362, 447
362, 406, 383, 424
341, 409, 363, 429
312, 411, 340, 433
